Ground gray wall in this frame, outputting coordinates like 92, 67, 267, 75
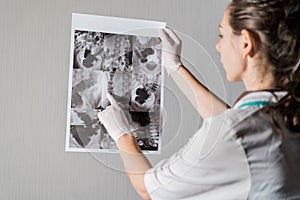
0, 0, 245, 199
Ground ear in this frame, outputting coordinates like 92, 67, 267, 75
240, 29, 255, 58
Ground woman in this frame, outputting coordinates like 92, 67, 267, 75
97, 0, 300, 199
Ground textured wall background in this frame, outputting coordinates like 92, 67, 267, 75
0, 0, 244, 199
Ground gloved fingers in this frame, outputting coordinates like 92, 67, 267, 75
160, 29, 175, 46
106, 93, 119, 107
97, 105, 111, 120
164, 27, 181, 45
97, 110, 105, 121
104, 105, 113, 112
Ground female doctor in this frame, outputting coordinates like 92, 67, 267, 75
97, 0, 300, 199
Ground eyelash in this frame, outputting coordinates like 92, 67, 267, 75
218, 34, 223, 38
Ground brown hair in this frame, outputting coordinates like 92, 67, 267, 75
229, 0, 300, 133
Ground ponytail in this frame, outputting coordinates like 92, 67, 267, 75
270, 63, 300, 133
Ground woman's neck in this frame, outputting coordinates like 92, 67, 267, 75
243, 78, 276, 91
242, 65, 276, 91
241, 54, 279, 91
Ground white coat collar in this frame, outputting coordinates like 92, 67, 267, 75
233, 90, 287, 109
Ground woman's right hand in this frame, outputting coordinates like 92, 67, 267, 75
160, 28, 183, 75
97, 93, 131, 143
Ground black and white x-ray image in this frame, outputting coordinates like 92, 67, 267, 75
66, 13, 166, 153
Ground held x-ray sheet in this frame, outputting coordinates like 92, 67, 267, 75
65, 13, 165, 153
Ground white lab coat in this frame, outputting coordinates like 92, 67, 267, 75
145, 91, 300, 199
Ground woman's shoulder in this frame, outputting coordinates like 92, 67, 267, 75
199, 106, 267, 143
208, 106, 262, 129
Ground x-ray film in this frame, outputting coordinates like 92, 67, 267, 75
65, 13, 165, 153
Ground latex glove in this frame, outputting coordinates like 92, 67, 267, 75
160, 28, 182, 75
97, 93, 131, 143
